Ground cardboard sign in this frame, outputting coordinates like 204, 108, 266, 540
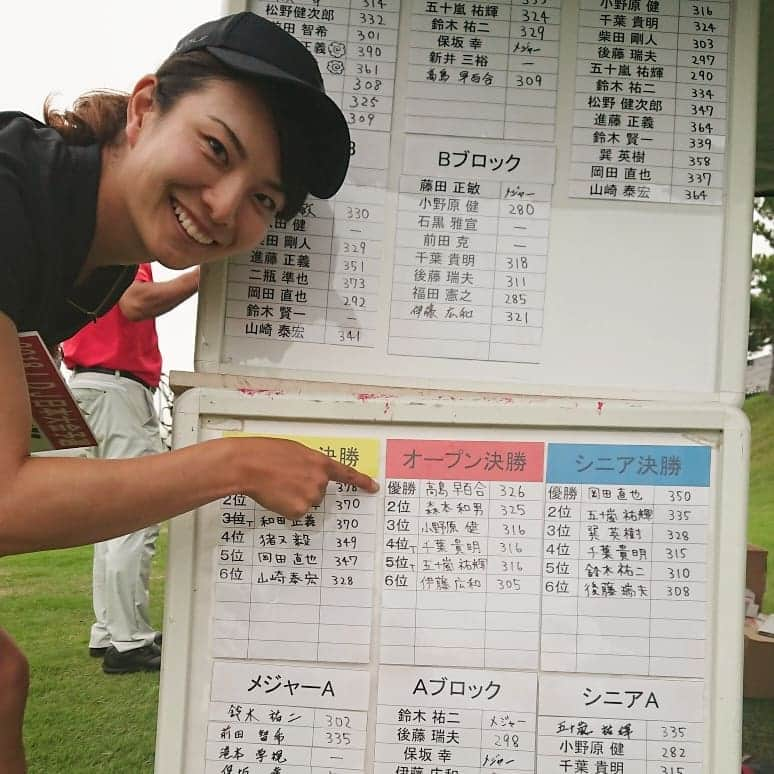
19, 331, 96, 452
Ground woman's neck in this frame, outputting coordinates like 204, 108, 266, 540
77, 144, 147, 283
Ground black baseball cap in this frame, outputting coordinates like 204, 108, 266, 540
173, 12, 350, 199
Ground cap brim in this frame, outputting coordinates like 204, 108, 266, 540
206, 46, 350, 199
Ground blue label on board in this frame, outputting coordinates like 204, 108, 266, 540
546, 444, 711, 487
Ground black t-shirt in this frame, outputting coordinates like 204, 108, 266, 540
0, 112, 136, 345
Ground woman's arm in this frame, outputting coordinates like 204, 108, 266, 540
0, 314, 377, 557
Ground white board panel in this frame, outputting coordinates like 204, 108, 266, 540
193, 0, 758, 401
155, 388, 748, 774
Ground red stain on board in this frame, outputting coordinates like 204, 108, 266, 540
356, 393, 393, 401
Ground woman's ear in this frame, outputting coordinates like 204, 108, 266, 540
125, 75, 158, 147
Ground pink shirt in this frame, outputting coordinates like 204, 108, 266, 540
62, 263, 162, 388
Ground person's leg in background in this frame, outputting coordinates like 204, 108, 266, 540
137, 522, 161, 636
90, 517, 159, 656
89, 537, 110, 655
101, 523, 160, 653
70, 374, 164, 672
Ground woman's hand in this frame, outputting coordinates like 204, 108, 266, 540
231, 436, 379, 518
0, 311, 376, 553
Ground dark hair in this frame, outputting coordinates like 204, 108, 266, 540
44, 50, 309, 218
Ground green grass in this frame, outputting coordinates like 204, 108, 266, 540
744, 699, 774, 764
742, 395, 774, 760
3, 397, 774, 769
0, 532, 166, 773
744, 393, 774, 613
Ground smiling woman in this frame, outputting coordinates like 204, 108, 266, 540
0, 12, 378, 773
114, 74, 287, 269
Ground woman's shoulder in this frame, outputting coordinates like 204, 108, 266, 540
0, 111, 100, 210
0, 112, 70, 174
0, 111, 44, 128
0, 111, 51, 144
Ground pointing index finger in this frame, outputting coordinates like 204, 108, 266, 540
329, 460, 380, 493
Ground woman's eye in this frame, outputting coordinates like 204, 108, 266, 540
255, 193, 277, 212
207, 137, 228, 163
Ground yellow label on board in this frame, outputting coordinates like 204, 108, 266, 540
224, 432, 380, 478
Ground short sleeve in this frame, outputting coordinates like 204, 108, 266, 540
135, 263, 153, 284
0, 164, 36, 330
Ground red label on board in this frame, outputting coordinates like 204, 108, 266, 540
385, 439, 544, 481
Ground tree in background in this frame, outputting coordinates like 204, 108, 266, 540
749, 197, 774, 394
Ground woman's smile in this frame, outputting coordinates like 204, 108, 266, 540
170, 198, 215, 246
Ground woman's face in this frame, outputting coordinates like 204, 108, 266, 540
123, 77, 286, 270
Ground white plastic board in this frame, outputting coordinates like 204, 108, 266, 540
195, 0, 759, 402
155, 387, 749, 774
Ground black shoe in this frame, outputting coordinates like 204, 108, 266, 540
102, 644, 161, 674
92, 633, 160, 659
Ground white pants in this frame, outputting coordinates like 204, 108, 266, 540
70, 371, 165, 653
